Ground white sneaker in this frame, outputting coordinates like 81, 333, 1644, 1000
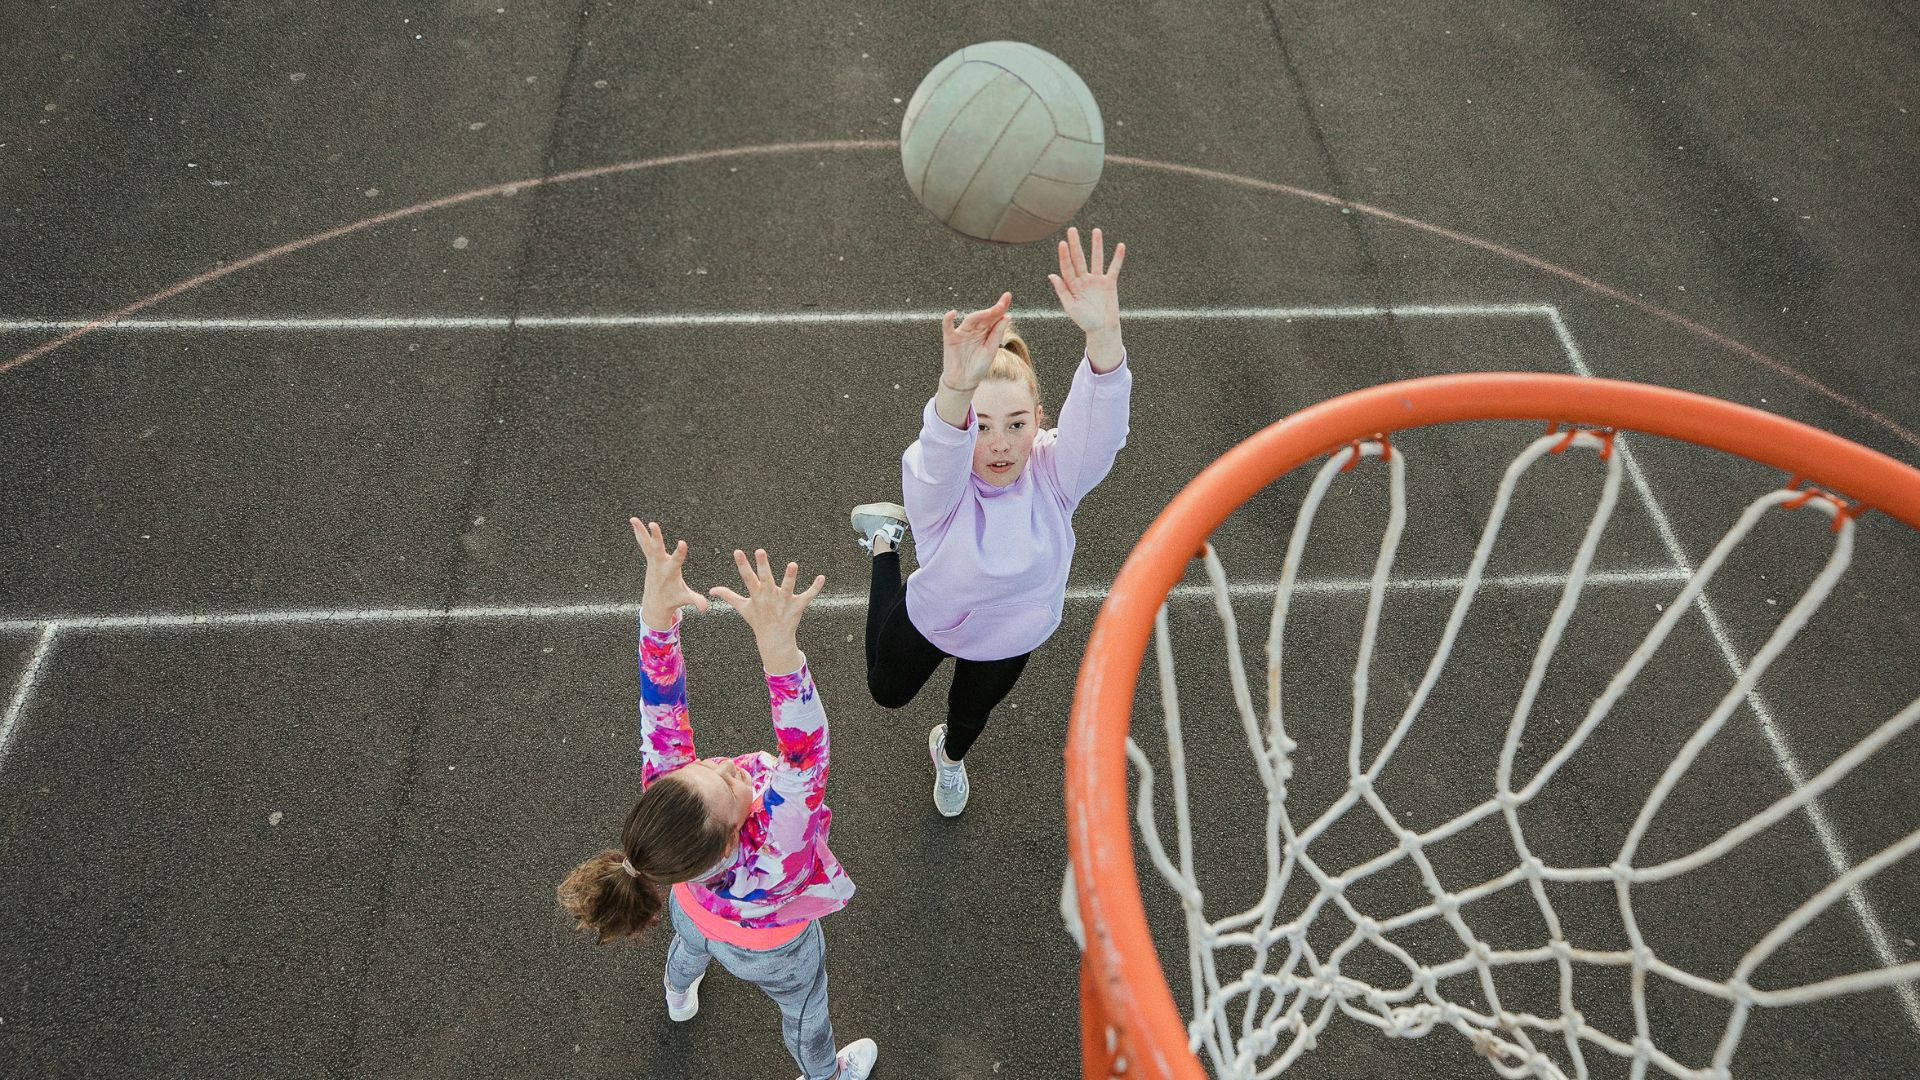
665, 972, 703, 1022
850, 502, 908, 554
797, 1037, 878, 1080
929, 724, 969, 817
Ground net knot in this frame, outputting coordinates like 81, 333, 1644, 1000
1521, 854, 1545, 878
1436, 893, 1462, 916
1544, 422, 1617, 459
1496, 788, 1522, 811
1336, 434, 1390, 472
1782, 477, 1868, 532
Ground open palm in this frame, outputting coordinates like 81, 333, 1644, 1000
940, 291, 1013, 391
631, 518, 709, 618
1048, 226, 1124, 335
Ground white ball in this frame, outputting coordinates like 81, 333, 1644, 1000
900, 42, 1105, 244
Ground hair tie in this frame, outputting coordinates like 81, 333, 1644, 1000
619, 857, 643, 879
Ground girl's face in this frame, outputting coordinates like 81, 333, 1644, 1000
680, 756, 755, 834
971, 378, 1044, 488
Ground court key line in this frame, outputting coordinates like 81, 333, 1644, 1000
3, 303, 1913, 1031
0, 298, 1567, 766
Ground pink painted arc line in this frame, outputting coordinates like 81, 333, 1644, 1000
1105, 154, 1920, 451
7, 138, 1913, 455
0, 139, 893, 377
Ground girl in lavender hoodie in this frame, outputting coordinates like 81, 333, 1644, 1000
557, 520, 876, 1080
851, 226, 1131, 816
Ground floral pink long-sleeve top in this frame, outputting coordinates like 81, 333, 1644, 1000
639, 616, 854, 929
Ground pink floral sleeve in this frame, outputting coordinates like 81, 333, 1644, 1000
638, 616, 695, 789
761, 660, 830, 844
675, 650, 856, 927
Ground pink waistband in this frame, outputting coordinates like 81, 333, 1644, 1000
672, 882, 809, 949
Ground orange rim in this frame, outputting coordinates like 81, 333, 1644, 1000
1067, 373, 1920, 1080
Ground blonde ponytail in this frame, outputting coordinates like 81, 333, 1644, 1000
986, 320, 1042, 408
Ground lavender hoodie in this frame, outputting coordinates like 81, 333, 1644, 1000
900, 353, 1131, 661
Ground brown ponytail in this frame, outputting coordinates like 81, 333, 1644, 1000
557, 769, 736, 943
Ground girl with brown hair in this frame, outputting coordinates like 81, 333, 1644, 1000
557, 520, 876, 1080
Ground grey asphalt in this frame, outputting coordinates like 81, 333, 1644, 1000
2, 2, 1917, 1078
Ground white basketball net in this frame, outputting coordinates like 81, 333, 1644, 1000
1079, 429, 1920, 1080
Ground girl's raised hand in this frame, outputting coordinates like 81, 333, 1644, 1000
632, 518, 710, 625
708, 548, 826, 639
1048, 226, 1125, 335
939, 291, 1013, 392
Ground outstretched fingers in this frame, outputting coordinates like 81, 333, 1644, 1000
1066, 226, 1088, 277
631, 519, 682, 568
1106, 240, 1126, 279
966, 292, 1011, 328
729, 547, 758, 591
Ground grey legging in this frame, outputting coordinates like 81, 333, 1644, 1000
665, 891, 839, 1079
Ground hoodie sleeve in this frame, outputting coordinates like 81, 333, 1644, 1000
1041, 352, 1132, 507
901, 394, 978, 532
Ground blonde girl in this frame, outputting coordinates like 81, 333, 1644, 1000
851, 226, 1131, 815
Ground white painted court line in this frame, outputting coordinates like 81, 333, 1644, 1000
1547, 308, 1920, 1027
0, 623, 60, 769
0, 567, 1691, 635
0, 303, 1555, 334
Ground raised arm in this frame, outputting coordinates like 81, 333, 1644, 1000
903, 293, 1013, 524
1047, 226, 1126, 374
632, 518, 711, 787
1042, 227, 1133, 502
933, 291, 1014, 429
707, 548, 831, 804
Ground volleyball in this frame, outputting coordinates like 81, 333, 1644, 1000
900, 42, 1105, 244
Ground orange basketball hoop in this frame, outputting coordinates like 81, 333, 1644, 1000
1066, 373, 1920, 1080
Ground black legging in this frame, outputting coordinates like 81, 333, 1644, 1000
865, 552, 1031, 760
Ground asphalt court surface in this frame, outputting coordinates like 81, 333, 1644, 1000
4, 2, 1919, 1078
